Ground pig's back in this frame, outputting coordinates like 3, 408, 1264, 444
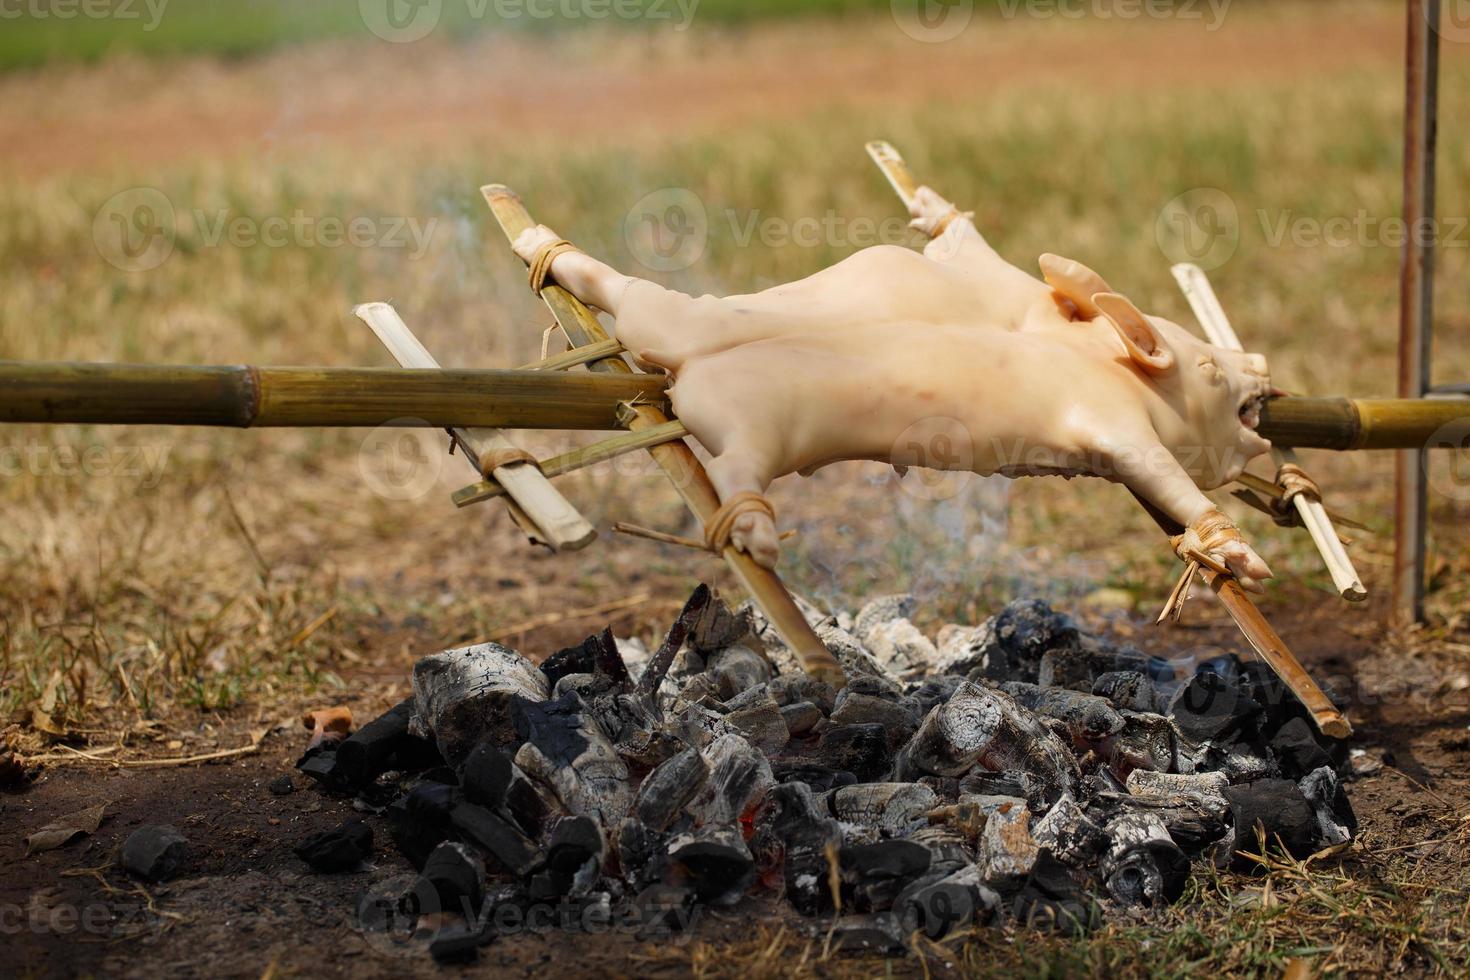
618, 245, 1001, 372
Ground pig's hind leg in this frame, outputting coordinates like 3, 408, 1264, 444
704, 447, 783, 569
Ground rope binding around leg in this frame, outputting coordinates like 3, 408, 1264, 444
528, 239, 582, 296
704, 491, 777, 554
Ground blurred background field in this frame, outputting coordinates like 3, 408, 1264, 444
2, 3, 1469, 972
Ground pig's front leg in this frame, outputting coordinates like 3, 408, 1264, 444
1100, 432, 1274, 592
704, 446, 782, 569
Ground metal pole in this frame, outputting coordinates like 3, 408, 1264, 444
1394, 0, 1439, 626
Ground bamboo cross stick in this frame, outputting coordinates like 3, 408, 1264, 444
867, 142, 1351, 737
479, 184, 844, 686
451, 419, 691, 508
354, 302, 597, 551
1170, 264, 1368, 602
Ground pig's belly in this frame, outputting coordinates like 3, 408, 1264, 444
668, 329, 1094, 480
617, 245, 991, 369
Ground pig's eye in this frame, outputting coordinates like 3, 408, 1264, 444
1195, 354, 1225, 384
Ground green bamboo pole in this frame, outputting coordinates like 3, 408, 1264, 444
0, 361, 665, 430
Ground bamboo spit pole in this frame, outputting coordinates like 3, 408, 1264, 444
0, 361, 666, 430
479, 183, 844, 686
354, 302, 597, 552
868, 140, 1351, 737
1172, 263, 1367, 602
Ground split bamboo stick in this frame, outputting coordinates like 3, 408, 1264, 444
353, 302, 596, 551
451, 420, 691, 508
1171, 263, 1367, 602
479, 183, 844, 685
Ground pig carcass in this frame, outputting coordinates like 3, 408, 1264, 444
513, 186, 1275, 588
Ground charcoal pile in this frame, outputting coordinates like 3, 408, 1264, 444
297, 585, 1356, 962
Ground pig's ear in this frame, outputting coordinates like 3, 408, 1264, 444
1093, 292, 1175, 373
1039, 253, 1111, 320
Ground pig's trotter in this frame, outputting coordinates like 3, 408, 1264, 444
702, 490, 780, 569
511, 224, 635, 314
1172, 509, 1273, 594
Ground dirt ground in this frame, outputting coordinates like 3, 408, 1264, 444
6, 593, 1469, 979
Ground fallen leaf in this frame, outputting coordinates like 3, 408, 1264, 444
25, 803, 107, 855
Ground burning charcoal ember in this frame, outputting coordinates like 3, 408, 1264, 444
770, 761, 858, 794
687, 734, 774, 826
1271, 717, 1335, 780
335, 698, 441, 789
1101, 712, 1181, 779
1092, 670, 1160, 713
905, 825, 973, 873
830, 783, 939, 837
839, 839, 932, 911
829, 689, 919, 749
977, 800, 1038, 887
1167, 668, 1262, 744
552, 672, 611, 702
767, 782, 842, 915
387, 781, 457, 867
897, 866, 1002, 938
1100, 812, 1188, 906
999, 682, 1125, 744
959, 769, 1042, 805
907, 674, 968, 717
637, 585, 714, 701
815, 624, 903, 692
1012, 851, 1101, 935
1213, 743, 1274, 783
962, 599, 1081, 684
826, 913, 907, 954
688, 592, 753, 653
419, 841, 485, 915
670, 674, 725, 715
853, 594, 917, 637
1032, 797, 1107, 867
702, 645, 774, 701
920, 801, 987, 839
450, 802, 541, 877
904, 682, 1077, 804
1222, 777, 1320, 861
780, 701, 824, 735
542, 632, 613, 688
862, 618, 939, 678
413, 643, 549, 767
511, 691, 632, 825
617, 819, 672, 893
120, 825, 188, 882
768, 674, 838, 714
934, 622, 991, 676
635, 748, 710, 831
1125, 770, 1230, 816
294, 818, 374, 873
1298, 767, 1356, 846
608, 694, 687, 769
724, 694, 790, 755
816, 724, 892, 782
545, 816, 606, 898
668, 824, 756, 906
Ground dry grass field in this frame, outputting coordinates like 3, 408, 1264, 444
3, 3, 1470, 976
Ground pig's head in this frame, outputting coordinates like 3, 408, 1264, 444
1040, 254, 1273, 489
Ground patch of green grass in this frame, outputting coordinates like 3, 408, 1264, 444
0, 0, 913, 71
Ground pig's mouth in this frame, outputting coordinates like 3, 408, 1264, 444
1238, 394, 1267, 430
